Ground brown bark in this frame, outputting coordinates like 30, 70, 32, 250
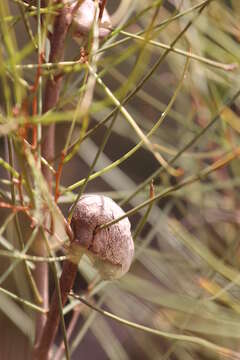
35, 0, 74, 347
34, 261, 78, 360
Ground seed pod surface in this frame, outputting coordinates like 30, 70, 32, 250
70, 195, 134, 279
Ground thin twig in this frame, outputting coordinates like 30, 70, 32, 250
70, 293, 240, 360
99, 146, 240, 230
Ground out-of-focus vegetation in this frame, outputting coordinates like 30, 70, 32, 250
1, 0, 240, 359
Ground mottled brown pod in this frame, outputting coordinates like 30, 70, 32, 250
70, 194, 134, 280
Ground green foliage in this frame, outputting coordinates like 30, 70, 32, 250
1, 0, 240, 359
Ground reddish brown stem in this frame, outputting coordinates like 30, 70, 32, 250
34, 260, 78, 360
35, 1, 74, 346
54, 304, 83, 360
99, 0, 107, 21
54, 277, 98, 360
0, 201, 29, 212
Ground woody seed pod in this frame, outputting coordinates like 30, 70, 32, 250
70, 194, 134, 280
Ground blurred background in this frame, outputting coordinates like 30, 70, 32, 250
1, 0, 240, 359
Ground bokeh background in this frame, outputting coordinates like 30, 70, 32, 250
1, 0, 240, 359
